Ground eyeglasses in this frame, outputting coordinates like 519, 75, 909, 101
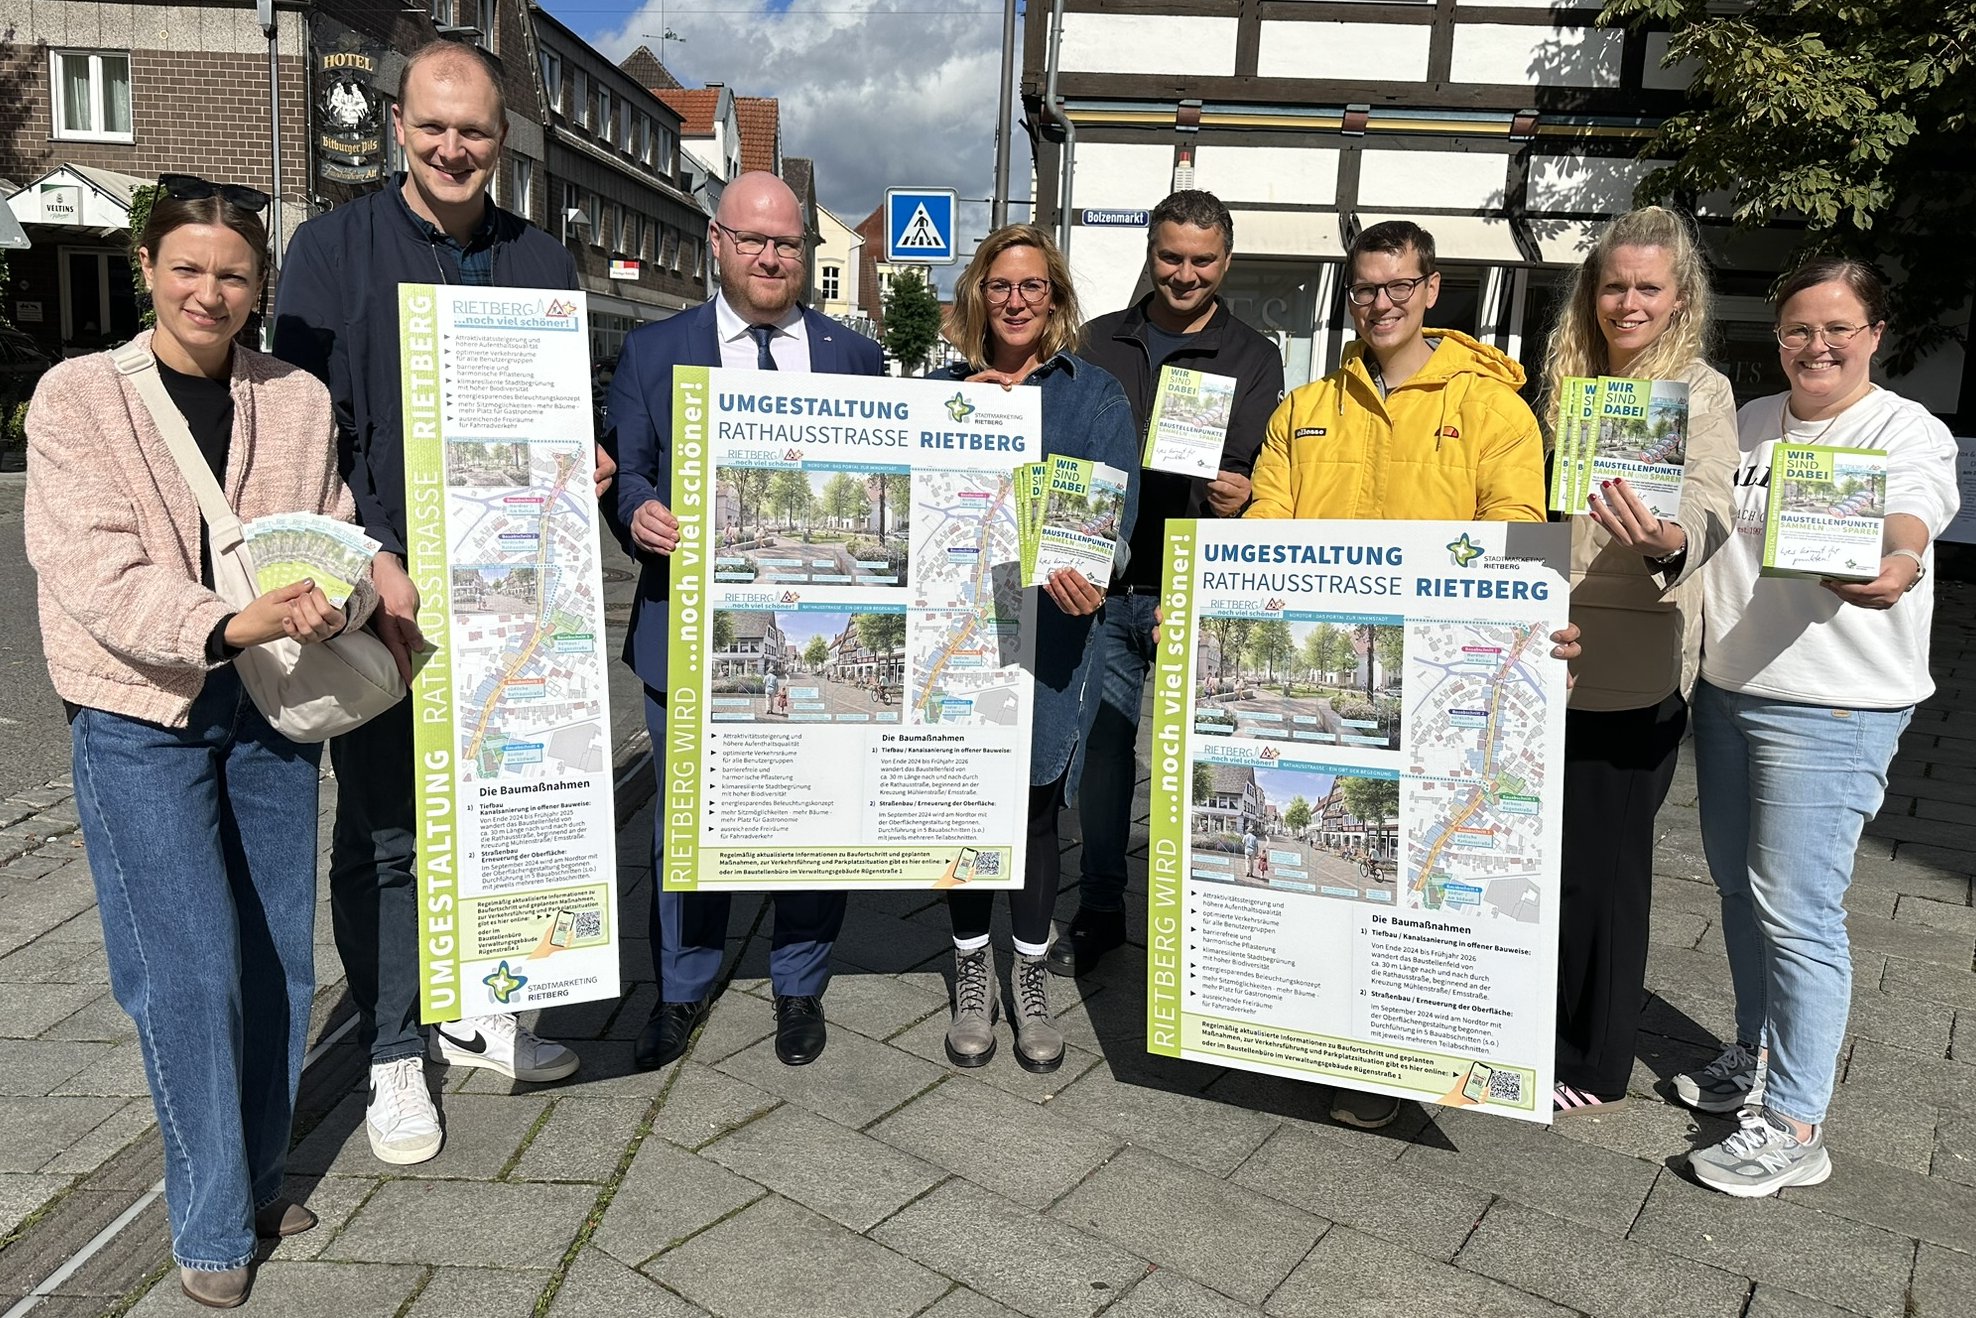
715, 222, 805, 259
1345, 274, 1433, 307
1775, 321, 1876, 350
982, 278, 1051, 305
157, 174, 270, 213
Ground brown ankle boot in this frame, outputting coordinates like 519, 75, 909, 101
179, 1264, 252, 1308
254, 1199, 318, 1239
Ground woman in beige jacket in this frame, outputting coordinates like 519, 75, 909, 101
1542, 206, 1739, 1114
24, 178, 375, 1309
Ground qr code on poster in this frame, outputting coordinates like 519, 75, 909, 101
1487, 1070, 1525, 1104
573, 911, 602, 941
973, 852, 1002, 877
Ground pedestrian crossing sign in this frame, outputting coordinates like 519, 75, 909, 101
885, 188, 958, 264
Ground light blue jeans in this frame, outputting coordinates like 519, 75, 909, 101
1691, 678, 1911, 1126
71, 666, 320, 1270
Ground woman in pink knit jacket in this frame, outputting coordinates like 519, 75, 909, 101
24, 178, 377, 1310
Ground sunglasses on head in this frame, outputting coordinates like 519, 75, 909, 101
157, 174, 271, 213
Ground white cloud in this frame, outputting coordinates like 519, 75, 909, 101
578, 0, 1036, 279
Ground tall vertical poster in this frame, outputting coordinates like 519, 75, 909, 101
1148, 519, 1570, 1122
401, 284, 619, 1021
663, 367, 1038, 891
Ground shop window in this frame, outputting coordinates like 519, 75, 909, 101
51, 50, 132, 142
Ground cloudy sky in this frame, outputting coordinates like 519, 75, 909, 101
540, 0, 1034, 268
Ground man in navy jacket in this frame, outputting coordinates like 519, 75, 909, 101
611, 171, 883, 1071
274, 40, 590, 1166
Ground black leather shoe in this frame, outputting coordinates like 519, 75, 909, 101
634, 999, 708, 1071
773, 994, 827, 1066
1045, 906, 1127, 977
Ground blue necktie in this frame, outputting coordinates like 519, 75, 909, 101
747, 324, 777, 371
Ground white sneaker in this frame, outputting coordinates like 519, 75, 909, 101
431, 1013, 580, 1083
366, 1057, 442, 1165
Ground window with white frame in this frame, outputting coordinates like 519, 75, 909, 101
50, 50, 132, 142
591, 194, 607, 250
618, 100, 634, 154
661, 227, 678, 270
658, 126, 676, 175
539, 51, 562, 116
820, 264, 841, 302
638, 116, 653, 166
611, 202, 625, 252
511, 156, 533, 220
596, 86, 611, 141
563, 180, 582, 241
574, 70, 589, 128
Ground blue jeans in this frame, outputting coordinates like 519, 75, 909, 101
1074, 592, 1159, 913
1691, 678, 1911, 1126
71, 666, 321, 1270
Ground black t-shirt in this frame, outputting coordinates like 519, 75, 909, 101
154, 357, 234, 588
1140, 322, 1200, 370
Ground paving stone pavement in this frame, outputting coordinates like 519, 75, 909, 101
0, 583, 1972, 1316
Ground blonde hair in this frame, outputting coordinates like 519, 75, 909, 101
1540, 206, 1714, 430
943, 225, 1084, 370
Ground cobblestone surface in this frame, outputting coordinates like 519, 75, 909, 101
0, 586, 1972, 1315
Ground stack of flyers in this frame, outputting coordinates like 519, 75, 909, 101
1761, 444, 1888, 582
1548, 376, 1689, 521
241, 513, 383, 608
1142, 366, 1237, 477
1013, 454, 1129, 587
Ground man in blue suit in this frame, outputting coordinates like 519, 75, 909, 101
610, 172, 885, 1070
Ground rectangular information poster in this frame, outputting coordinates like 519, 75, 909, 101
1147, 519, 1570, 1123
663, 366, 1038, 891
400, 283, 620, 1022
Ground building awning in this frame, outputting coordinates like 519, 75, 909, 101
5, 164, 150, 231
1527, 218, 1605, 267
1354, 211, 1526, 265
584, 287, 692, 321
1231, 210, 1346, 259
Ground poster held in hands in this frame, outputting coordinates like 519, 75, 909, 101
400, 283, 620, 1022
1146, 518, 1570, 1123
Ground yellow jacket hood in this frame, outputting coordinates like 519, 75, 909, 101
1245, 328, 1545, 522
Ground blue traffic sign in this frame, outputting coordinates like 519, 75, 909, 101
884, 188, 957, 265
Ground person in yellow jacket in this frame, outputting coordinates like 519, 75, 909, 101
1247, 219, 1546, 523
1244, 219, 1556, 1134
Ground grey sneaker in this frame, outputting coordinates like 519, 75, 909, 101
945, 945, 998, 1067
1672, 1042, 1766, 1114
1011, 951, 1064, 1073
1689, 1106, 1830, 1196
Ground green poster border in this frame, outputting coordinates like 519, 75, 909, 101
1146, 518, 1196, 1056
400, 283, 460, 1022
662, 366, 711, 891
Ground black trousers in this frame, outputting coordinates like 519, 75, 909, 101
1555, 692, 1687, 1097
949, 776, 1067, 947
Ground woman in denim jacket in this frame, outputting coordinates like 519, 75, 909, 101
930, 225, 1140, 1073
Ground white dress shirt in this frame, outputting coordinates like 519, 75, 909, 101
713, 293, 811, 372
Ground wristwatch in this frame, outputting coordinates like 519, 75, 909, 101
1887, 547, 1927, 591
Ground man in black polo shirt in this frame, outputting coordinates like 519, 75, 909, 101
1052, 191, 1285, 976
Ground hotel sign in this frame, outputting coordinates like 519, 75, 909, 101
311, 17, 387, 185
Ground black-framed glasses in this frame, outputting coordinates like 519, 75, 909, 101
1775, 321, 1876, 351
157, 174, 271, 213
714, 221, 805, 259
982, 278, 1051, 305
1345, 274, 1433, 307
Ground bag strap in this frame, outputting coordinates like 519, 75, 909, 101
109, 341, 245, 553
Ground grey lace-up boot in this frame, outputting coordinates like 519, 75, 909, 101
1012, 950, 1065, 1073
945, 944, 999, 1067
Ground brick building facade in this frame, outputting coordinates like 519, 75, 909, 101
1, 0, 707, 365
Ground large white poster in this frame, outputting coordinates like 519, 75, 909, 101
663, 367, 1040, 891
1147, 519, 1570, 1122
401, 284, 619, 1021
